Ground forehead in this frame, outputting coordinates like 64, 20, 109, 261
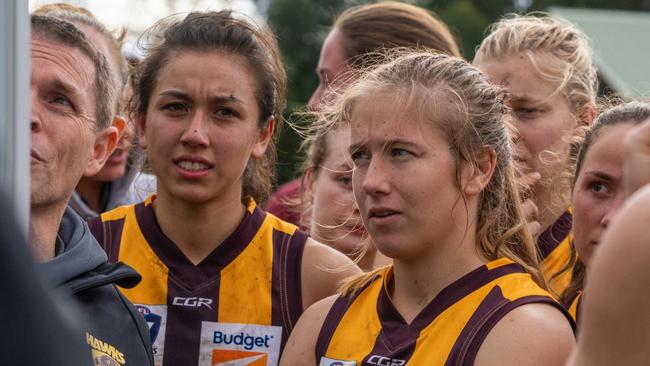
583, 124, 632, 171
323, 126, 352, 163
31, 35, 96, 95
350, 92, 442, 142
155, 51, 257, 98
319, 29, 349, 75
478, 53, 559, 102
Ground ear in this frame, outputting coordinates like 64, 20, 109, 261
251, 116, 275, 159
579, 102, 598, 127
84, 123, 119, 176
136, 113, 147, 150
302, 167, 315, 203
462, 148, 497, 197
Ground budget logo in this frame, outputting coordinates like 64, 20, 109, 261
199, 322, 283, 366
318, 357, 357, 366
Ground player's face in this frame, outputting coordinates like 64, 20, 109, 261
308, 28, 353, 112
309, 126, 366, 256
572, 124, 630, 267
350, 93, 467, 260
30, 36, 99, 209
478, 54, 577, 205
139, 51, 271, 205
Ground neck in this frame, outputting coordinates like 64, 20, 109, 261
358, 245, 392, 271
76, 178, 104, 212
29, 203, 67, 262
536, 188, 570, 233
153, 190, 246, 265
389, 223, 485, 324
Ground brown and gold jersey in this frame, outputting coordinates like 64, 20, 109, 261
316, 258, 572, 366
89, 195, 307, 366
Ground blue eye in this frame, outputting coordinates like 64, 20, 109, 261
50, 95, 74, 110
391, 148, 412, 158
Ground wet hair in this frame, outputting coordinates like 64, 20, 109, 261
131, 11, 287, 204
561, 101, 650, 305
320, 51, 542, 294
31, 15, 114, 130
334, 1, 461, 69
475, 13, 597, 118
34, 3, 128, 115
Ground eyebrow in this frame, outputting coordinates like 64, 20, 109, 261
584, 170, 618, 182
348, 139, 419, 154
159, 90, 244, 105
51, 79, 82, 102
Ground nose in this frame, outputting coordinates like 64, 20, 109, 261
30, 88, 43, 133
361, 157, 391, 197
308, 86, 323, 112
601, 194, 625, 228
180, 110, 209, 147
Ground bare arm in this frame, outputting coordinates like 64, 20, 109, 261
301, 238, 361, 309
569, 186, 650, 366
280, 295, 338, 366
476, 303, 575, 366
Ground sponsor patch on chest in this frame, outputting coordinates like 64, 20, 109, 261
318, 357, 357, 366
199, 322, 283, 366
135, 304, 167, 366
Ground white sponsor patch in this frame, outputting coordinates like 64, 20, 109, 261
198, 322, 283, 366
135, 304, 167, 366
318, 357, 357, 366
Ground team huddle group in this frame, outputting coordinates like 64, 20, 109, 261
23, 1, 650, 366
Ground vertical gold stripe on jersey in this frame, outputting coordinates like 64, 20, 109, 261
218, 215, 274, 325
541, 234, 573, 298
116, 205, 169, 304
325, 276, 384, 359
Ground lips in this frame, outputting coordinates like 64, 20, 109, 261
106, 148, 128, 165
30, 149, 44, 162
367, 207, 401, 226
173, 155, 213, 178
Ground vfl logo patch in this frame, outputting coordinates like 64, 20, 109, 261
367, 355, 406, 366
318, 357, 356, 366
86, 333, 125, 365
135, 304, 167, 366
199, 322, 283, 366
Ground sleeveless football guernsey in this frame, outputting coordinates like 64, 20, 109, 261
538, 209, 573, 297
316, 258, 573, 366
88, 195, 307, 366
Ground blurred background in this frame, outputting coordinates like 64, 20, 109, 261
28, 0, 650, 185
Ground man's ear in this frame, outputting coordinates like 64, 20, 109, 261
462, 148, 497, 197
251, 116, 275, 159
83, 120, 120, 176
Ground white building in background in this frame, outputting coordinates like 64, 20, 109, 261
29, 0, 262, 55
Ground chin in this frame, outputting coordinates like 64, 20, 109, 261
93, 166, 127, 182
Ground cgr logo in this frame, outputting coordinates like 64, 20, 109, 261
367, 355, 406, 366
172, 296, 213, 309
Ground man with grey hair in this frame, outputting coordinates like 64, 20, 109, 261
30, 15, 152, 365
